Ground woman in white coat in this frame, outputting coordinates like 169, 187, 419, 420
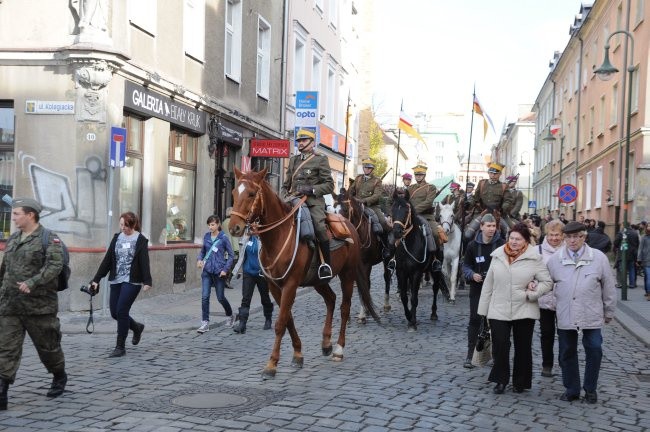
478, 222, 553, 394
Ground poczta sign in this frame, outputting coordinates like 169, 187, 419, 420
124, 81, 206, 134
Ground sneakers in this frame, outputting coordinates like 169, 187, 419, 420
225, 315, 236, 328
197, 321, 210, 333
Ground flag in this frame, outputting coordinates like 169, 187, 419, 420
398, 110, 425, 142
550, 124, 561, 135
473, 95, 495, 139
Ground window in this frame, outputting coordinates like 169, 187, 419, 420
292, 26, 307, 103
596, 166, 603, 208
120, 114, 145, 217
434, 171, 443, 179
167, 128, 197, 242
128, 0, 157, 35
599, 95, 605, 133
588, 107, 594, 142
311, 44, 323, 93
0, 101, 15, 239
585, 171, 592, 210
184, 0, 205, 62
608, 160, 616, 200
315, 0, 324, 14
256, 16, 271, 99
326, 64, 336, 127
225, 0, 242, 82
611, 83, 618, 126
635, 0, 645, 27
329, 0, 338, 29
631, 66, 639, 113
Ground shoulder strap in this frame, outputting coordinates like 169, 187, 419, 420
203, 235, 221, 262
41, 227, 50, 253
290, 154, 315, 185
411, 185, 428, 198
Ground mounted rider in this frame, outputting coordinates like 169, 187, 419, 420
281, 128, 334, 279
348, 158, 391, 257
441, 182, 462, 207
504, 174, 524, 220
408, 162, 444, 252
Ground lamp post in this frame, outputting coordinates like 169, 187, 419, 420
594, 30, 635, 301
519, 150, 532, 212
543, 118, 564, 215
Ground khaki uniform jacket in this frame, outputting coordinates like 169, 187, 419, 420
0, 225, 64, 315
474, 179, 514, 214
505, 188, 524, 218
349, 174, 383, 207
281, 150, 334, 206
408, 181, 438, 216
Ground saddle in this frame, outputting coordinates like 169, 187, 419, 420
326, 213, 354, 243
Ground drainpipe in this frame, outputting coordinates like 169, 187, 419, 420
278, 0, 289, 190
574, 37, 583, 222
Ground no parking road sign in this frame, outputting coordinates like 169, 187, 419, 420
558, 184, 578, 204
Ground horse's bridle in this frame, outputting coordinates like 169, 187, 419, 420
392, 203, 414, 239
341, 198, 373, 249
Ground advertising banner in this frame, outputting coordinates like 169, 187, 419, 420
294, 91, 319, 153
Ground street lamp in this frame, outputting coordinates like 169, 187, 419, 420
595, 30, 635, 301
543, 118, 564, 214
519, 151, 532, 212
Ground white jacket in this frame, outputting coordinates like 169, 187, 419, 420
478, 244, 553, 321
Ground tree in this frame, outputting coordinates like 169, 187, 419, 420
368, 120, 388, 179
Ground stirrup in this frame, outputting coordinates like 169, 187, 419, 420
318, 263, 333, 279
387, 258, 396, 271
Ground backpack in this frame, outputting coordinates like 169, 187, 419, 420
41, 228, 71, 291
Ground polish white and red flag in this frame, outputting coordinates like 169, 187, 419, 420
550, 124, 561, 135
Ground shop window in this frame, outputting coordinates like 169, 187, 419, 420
0, 101, 15, 239
120, 113, 144, 217
167, 128, 197, 242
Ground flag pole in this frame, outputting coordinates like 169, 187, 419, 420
461, 86, 477, 249
342, 91, 351, 188
394, 99, 403, 190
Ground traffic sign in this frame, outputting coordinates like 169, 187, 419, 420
558, 184, 578, 204
528, 200, 537, 209
110, 126, 127, 168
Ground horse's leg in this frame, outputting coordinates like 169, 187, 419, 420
397, 273, 411, 324
356, 263, 371, 324
408, 273, 421, 331
383, 262, 392, 312
332, 271, 355, 362
449, 257, 458, 304
431, 276, 439, 321
314, 283, 336, 356
262, 283, 301, 379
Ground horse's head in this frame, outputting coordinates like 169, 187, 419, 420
438, 202, 456, 234
230, 166, 268, 237
390, 193, 412, 240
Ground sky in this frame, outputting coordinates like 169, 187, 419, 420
369, 0, 586, 151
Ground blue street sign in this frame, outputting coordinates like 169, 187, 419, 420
110, 126, 127, 168
558, 184, 578, 204
528, 200, 537, 209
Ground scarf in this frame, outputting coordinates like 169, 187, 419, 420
504, 242, 528, 264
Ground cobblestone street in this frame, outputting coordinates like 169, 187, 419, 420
1, 267, 649, 431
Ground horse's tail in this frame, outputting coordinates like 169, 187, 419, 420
355, 267, 381, 324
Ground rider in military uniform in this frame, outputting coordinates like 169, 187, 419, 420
504, 174, 524, 220
348, 158, 391, 255
441, 182, 462, 206
408, 162, 443, 249
0, 197, 67, 410
471, 162, 514, 217
281, 129, 335, 279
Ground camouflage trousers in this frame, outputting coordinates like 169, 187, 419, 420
0, 314, 66, 383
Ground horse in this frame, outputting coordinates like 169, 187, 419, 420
337, 194, 394, 317
437, 202, 462, 304
228, 167, 380, 379
390, 190, 438, 331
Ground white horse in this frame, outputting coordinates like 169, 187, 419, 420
437, 202, 462, 304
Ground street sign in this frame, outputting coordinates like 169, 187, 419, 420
528, 200, 537, 209
558, 184, 578, 204
110, 126, 127, 168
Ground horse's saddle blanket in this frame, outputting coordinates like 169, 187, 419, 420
326, 213, 354, 243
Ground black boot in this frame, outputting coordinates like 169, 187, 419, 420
46, 371, 67, 398
380, 232, 393, 260
233, 307, 249, 334
465, 325, 479, 369
318, 241, 333, 280
264, 316, 272, 330
131, 321, 145, 346
109, 336, 126, 357
263, 304, 273, 330
0, 379, 8, 410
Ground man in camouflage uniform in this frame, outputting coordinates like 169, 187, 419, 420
408, 163, 443, 249
282, 129, 335, 279
0, 197, 67, 410
470, 162, 515, 217
504, 174, 524, 220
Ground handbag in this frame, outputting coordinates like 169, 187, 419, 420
472, 317, 492, 367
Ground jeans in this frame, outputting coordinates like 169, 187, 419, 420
109, 282, 142, 339
557, 328, 603, 395
241, 273, 274, 318
538, 308, 556, 368
644, 266, 650, 294
488, 318, 535, 389
201, 272, 232, 322
617, 259, 636, 288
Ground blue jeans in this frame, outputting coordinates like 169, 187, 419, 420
618, 259, 636, 287
644, 266, 650, 294
109, 282, 142, 339
201, 272, 232, 321
557, 328, 603, 395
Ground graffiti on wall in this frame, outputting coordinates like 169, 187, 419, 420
20, 152, 107, 237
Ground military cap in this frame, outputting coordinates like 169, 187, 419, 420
413, 162, 428, 174
361, 158, 375, 169
506, 174, 519, 182
449, 182, 461, 190
12, 197, 42, 214
466, 182, 475, 188
563, 221, 587, 234
402, 173, 413, 180
487, 162, 505, 173
296, 128, 315, 140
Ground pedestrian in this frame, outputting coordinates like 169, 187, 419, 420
196, 215, 235, 333
0, 198, 68, 409
478, 222, 552, 394
221, 206, 240, 289
91, 211, 151, 357
461, 214, 505, 368
637, 223, 650, 300
586, 220, 612, 254
534, 219, 565, 377
614, 225, 640, 288
546, 221, 616, 403
231, 233, 274, 333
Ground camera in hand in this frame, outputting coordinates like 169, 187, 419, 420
80, 285, 97, 296
480, 271, 488, 280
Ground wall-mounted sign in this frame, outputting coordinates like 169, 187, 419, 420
25, 100, 75, 115
295, 91, 319, 154
250, 139, 290, 158
215, 118, 244, 147
123, 81, 206, 134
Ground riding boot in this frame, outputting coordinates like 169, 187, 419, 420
46, 371, 67, 398
109, 336, 126, 357
380, 232, 393, 260
0, 379, 8, 410
130, 320, 145, 346
233, 307, 249, 334
318, 241, 333, 280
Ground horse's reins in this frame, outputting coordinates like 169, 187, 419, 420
393, 203, 428, 263
342, 198, 373, 249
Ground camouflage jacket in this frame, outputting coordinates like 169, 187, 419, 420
0, 225, 64, 315
281, 150, 334, 206
408, 181, 438, 215
349, 174, 383, 207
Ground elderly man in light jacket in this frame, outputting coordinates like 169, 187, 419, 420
546, 221, 616, 404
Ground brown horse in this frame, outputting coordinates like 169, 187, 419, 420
228, 167, 379, 379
